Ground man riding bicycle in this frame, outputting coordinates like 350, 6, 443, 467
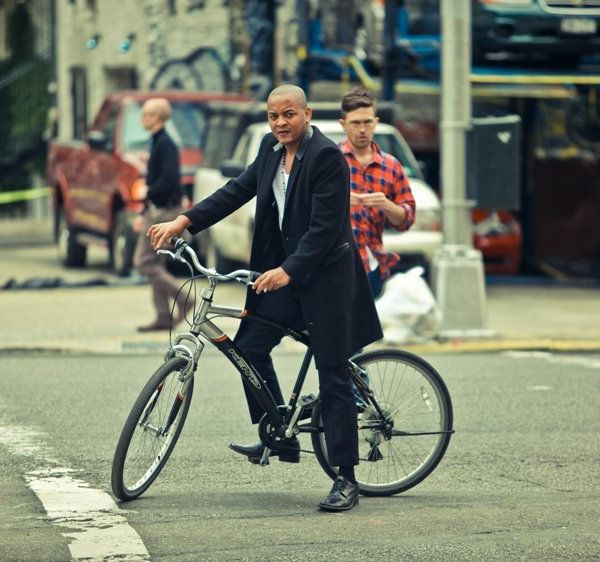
146, 84, 382, 512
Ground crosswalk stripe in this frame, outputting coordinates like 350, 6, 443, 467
0, 423, 150, 562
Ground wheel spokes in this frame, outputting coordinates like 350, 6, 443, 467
122, 370, 186, 491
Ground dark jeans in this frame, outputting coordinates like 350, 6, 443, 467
233, 286, 359, 467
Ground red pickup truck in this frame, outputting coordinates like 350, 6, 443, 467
47, 90, 246, 275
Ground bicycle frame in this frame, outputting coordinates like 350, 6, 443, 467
160, 238, 382, 448
164, 269, 322, 441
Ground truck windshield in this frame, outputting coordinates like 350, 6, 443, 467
324, 130, 419, 180
121, 101, 207, 151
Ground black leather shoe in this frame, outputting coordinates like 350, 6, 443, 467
228, 438, 300, 464
318, 476, 359, 512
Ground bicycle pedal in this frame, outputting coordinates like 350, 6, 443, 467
298, 393, 318, 408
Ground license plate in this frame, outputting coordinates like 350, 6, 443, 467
560, 17, 597, 35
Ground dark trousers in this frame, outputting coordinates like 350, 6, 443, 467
134, 207, 186, 321
233, 286, 359, 467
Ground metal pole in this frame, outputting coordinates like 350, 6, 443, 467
296, 0, 310, 94
382, 0, 398, 101
431, 0, 492, 338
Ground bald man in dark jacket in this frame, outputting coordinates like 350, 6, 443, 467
147, 85, 382, 512
134, 98, 187, 332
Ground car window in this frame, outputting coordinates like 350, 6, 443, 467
323, 129, 420, 179
202, 114, 225, 168
232, 129, 252, 164
220, 114, 243, 161
101, 105, 120, 152
202, 113, 242, 168
121, 101, 207, 151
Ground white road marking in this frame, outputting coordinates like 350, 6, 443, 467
503, 351, 600, 370
0, 424, 150, 562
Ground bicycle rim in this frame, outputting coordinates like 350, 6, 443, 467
111, 357, 194, 501
311, 349, 453, 496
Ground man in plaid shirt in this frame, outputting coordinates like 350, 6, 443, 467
339, 88, 416, 298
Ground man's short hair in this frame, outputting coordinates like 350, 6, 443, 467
268, 84, 308, 108
341, 88, 376, 117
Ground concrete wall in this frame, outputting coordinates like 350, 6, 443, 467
55, 0, 148, 139
54, 0, 235, 140
53, 0, 303, 141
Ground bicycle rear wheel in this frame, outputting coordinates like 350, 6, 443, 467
111, 357, 194, 501
311, 349, 453, 497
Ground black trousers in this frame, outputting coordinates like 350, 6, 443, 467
233, 286, 359, 467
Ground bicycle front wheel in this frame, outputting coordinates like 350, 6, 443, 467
111, 357, 194, 501
311, 349, 453, 497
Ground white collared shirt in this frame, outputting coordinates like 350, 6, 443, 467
273, 153, 288, 229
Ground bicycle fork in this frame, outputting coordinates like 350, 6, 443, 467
139, 333, 204, 437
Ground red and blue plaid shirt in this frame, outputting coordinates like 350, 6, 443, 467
340, 139, 416, 279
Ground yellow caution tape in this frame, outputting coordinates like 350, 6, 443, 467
0, 186, 50, 205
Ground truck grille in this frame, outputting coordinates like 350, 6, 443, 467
540, 0, 600, 14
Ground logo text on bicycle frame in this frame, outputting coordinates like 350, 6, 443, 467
227, 349, 262, 389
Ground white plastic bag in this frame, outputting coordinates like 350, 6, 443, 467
375, 266, 442, 343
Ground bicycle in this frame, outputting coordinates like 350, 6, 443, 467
111, 237, 454, 502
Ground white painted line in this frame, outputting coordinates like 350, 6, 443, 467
503, 351, 600, 370
0, 424, 150, 562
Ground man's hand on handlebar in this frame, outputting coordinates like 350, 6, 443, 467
253, 267, 291, 294
147, 215, 192, 250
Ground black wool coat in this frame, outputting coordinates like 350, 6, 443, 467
184, 126, 382, 367
147, 128, 181, 208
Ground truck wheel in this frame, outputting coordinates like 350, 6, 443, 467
111, 211, 138, 277
55, 208, 86, 267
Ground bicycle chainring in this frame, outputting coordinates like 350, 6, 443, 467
257, 414, 281, 449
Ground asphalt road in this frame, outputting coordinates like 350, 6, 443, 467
0, 350, 599, 561
1, 219, 599, 560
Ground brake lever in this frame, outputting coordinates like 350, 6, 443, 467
157, 249, 187, 264
232, 275, 256, 287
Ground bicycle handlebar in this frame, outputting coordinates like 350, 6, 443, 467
158, 237, 261, 285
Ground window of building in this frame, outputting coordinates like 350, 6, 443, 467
70, 67, 87, 139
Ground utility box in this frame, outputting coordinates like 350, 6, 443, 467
467, 115, 521, 210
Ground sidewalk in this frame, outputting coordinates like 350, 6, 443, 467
3, 271, 598, 356
1, 217, 599, 355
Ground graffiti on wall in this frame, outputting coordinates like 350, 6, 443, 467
149, 47, 229, 91
144, 0, 229, 92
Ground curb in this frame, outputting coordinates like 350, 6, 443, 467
397, 338, 600, 354
2, 338, 600, 356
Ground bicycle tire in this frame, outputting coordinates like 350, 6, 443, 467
111, 357, 194, 501
311, 349, 453, 497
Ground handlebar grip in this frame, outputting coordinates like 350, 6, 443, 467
249, 271, 261, 281
169, 236, 187, 250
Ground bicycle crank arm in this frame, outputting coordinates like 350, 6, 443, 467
259, 447, 272, 466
